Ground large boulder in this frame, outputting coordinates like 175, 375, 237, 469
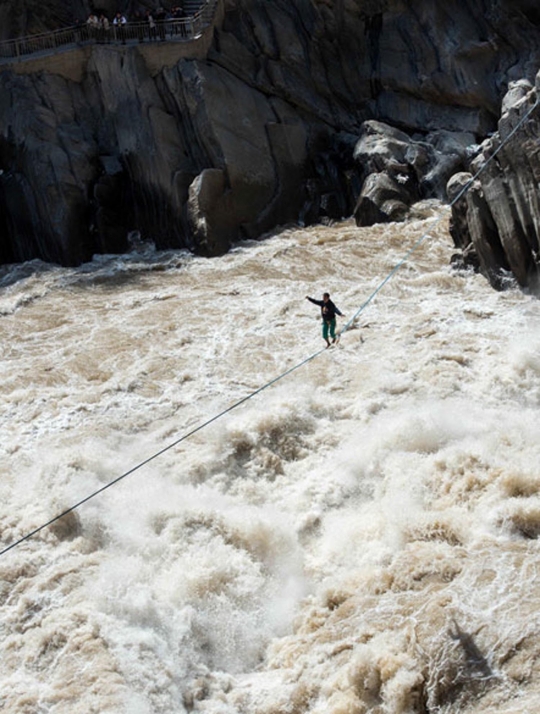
352, 120, 473, 227
354, 172, 410, 226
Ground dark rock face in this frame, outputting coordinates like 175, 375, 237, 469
0, 69, 96, 265
448, 73, 540, 290
1, 0, 540, 268
0, 1, 84, 39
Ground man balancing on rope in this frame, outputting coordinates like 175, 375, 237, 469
306, 292, 345, 347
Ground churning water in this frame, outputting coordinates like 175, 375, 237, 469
2, 202, 540, 713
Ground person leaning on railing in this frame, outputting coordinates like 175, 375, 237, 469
131, 11, 144, 41
146, 9, 157, 40
86, 13, 99, 37
173, 5, 186, 36
113, 12, 127, 44
98, 14, 110, 43
155, 7, 167, 40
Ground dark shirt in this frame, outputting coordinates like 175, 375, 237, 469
307, 297, 342, 321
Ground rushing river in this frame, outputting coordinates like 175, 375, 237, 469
1, 202, 540, 713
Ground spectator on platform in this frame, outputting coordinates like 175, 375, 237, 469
113, 12, 127, 43
171, 5, 184, 35
86, 13, 99, 37
146, 10, 157, 40
133, 11, 145, 42
155, 7, 167, 40
98, 14, 110, 43
113, 12, 127, 25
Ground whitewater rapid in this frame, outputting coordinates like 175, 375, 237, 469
2, 203, 540, 713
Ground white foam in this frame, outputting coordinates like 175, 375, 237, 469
2, 210, 540, 711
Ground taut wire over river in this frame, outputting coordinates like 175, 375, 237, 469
2, 204, 540, 713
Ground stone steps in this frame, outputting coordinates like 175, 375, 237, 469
183, 1, 205, 17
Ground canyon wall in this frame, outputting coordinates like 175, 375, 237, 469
1, 0, 540, 275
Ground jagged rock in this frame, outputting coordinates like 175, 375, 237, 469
447, 172, 473, 251
448, 70, 540, 290
501, 79, 533, 115
466, 183, 512, 290
187, 168, 231, 255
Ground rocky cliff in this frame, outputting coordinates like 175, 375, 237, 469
1, 0, 540, 275
448, 75, 540, 291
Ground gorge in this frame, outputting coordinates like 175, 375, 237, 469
4, 5, 540, 712
1, 0, 540, 289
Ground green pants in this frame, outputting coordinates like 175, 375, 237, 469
322, 318, 336, 341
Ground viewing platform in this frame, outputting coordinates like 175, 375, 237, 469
0, 0, 219, 74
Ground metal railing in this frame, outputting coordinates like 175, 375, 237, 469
0, 1, 217, 62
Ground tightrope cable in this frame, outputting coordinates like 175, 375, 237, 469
0, 346, 328, 557
2, 94, 539, 558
